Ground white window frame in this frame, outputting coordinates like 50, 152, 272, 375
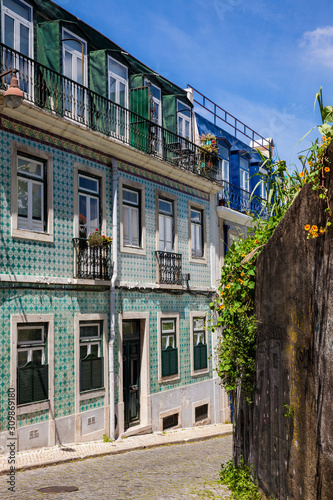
16, 154, 45, 233
11, 314, 55, 419
11, 142, 54, 242
240, 169, 250, 192
144, 80, 162, 154
155, 189, 178, 253
157, 312, 180, 384
119, 178, 146, 256
78, 172, 100, 238
190, 311, 209, 377
177, 100, 191, 144
108, 55, 128, 139
1, 0, 33, 56
189, 201, 207, 264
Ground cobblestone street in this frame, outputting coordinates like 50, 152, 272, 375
0, 435, 232, 500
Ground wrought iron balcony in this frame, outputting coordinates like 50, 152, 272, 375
73, 238, 112, 280
155, 251, 182, 285
0, 43, 219, 182
218, 182, 268, 217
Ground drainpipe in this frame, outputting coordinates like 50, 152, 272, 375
109, 158, 118, 440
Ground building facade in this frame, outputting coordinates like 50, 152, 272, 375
0, 0, 268, 452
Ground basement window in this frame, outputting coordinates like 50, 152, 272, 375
162, 412, 178, 430
195, 404, 208, 422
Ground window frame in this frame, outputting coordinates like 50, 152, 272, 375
79, 321, 104, 393
239, 156, 250, 192
218, 144, 230, 183
189, 201, 207, 264
78, 172, 101, 238
11, 142, 54, 242
157, 312, 180, 383
74, 313, 108, 405
177, 100, 192, 143
155, 189, 178, 253
11, 314, 54, 416
1, 0, 33, 57
108, 55, 128, 139
119, 178, 146, 256
190, 311, 209, 377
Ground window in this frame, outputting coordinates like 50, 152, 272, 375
218, 145, 230, 183
193, 316, 207, 371
17, 154, 46, 233
144, 80, 162, 153
158, 198, 174, 252
78, 173, 100, 238
195, 403, 208, 422
123, 187, 140, 247
79, 322, 103, 392
161, 318, 178, 378
177, 100, 191, 144
108, 56, 128, 138
240, 157, 250, 191
62, 29, 87, 122
191, 208, 203, 259
163, 413, 179, 430
17, 325, 48, 405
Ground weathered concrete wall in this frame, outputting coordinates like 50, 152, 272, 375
235, 144, 333, 499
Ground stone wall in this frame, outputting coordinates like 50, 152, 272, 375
234, 145, 333, 499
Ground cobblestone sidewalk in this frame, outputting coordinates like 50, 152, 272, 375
0, 423, 232, 474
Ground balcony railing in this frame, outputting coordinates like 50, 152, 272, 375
218, 182, 268, 217
73, 238, 112, 280
0, 44, 218, 181
155, 251, 182, 285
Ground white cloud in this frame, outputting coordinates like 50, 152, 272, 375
300, 26, 333, 68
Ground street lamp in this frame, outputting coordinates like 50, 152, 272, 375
0, 69, 23, 109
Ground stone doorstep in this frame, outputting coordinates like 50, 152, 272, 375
120, 423, 153, 439
0, 424, 233, 475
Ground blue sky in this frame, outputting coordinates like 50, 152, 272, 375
56, 0, 333, 169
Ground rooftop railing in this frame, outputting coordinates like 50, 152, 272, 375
0, 44, 218, 182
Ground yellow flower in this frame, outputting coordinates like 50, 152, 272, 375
300, 172, 304, 178
240, 272, 244, 277
308, 161, 313, 167
320, 228, 325, 234
226, 284, 231, 289
221, 291, 224, 296
254, 239, 259, 244
241, 254, 246, 258
312, 225, 318, 232
220, 304, 225, 310
325, 167, 330, 172
304, 224, 310, 231
238, 279, 243, 284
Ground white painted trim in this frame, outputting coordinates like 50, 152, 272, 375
0, 274, 111, 286
190, 311, 209, 377
118, 312, 150, 435
74, 313, 108, 442
11, 314, 55, 447
11, 142, 54, 243
216, 206, 252, 226
119, 177, 146, 256
157, 312, 180, 384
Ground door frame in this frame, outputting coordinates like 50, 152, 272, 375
117, 312, 150, 436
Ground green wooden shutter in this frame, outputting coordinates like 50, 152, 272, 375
194, 343, 207, 371
130, 87, 150, 152
162, 347, 178, 377
17, 364, 48, 405
80, 355, 103, 392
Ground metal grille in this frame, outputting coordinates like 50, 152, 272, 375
218, 182, 268, 218
73, 239, 112, 280
0, 43, 219, 182
155, 251, 182, 285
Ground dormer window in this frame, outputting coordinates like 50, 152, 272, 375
177, 100, 191, 143
108, 56, 128, 138
239, 157, 250, 192
218, 144, 230, 183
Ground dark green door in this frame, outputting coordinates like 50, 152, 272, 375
123, 320, 140, 430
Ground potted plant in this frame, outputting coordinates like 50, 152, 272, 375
88, 229, 112, 247
200, 133, 218, 169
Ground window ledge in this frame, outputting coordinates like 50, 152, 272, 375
17, 400, 49, 415
189, 257, 207, 265
120, 245, 146, 256
79, 389, 105, 401
158, 374, 180, 384
191, 368, 209, 377
12, 228, 54, 243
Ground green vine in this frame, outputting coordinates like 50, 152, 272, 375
211, 89, 333, 403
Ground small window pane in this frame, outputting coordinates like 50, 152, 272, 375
18, 178, 28, 217
4, 15, 14, 48
91, 344, 99, 357
119, 82, 126, 107
32, 349, 42, 365
20, 23, 29, 56
18, 157, 43, 178
147, 83, 161, 100
123, 188, 139, 206
18, 327, 43, 343
3, 0, 31, 21
177, 101, 191, 118
162, 320, 175, 333
64, 50, 72, 79
109, 77, 116, 102
194, 317, 204, 330
220, 145, 229, 159
159, 199, 172, 215
131, 207, 140, 246
80, 345, 87, 359
80, 324, 100, 339
191, 210, 201, 223
240, 157, 249, 170
32, 183, 42, 220
79, 175, 99, 194
18, 350, 28, 367
108, 58, 127, 80
90, 197, 99, 231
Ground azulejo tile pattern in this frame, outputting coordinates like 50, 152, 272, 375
80, 397, 105, 413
